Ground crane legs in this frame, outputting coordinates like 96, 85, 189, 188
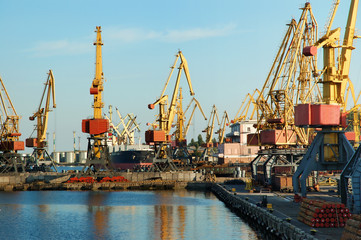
292, 131, 354, 203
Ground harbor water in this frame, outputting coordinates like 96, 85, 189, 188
0, 190, 259, 240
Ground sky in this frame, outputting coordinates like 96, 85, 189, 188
0, 0, 361, 153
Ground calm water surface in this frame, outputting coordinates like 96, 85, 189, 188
0, 190, 258, 240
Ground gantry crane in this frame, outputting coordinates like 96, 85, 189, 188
81, 26, 111, 173
292, 0, 360, 208
146, 50, 195, 171
200, 105, 220, 162
172, 88, 207, 162
26, 70, 57, 172
0, 76, 25, 173
249, 3, 322, 185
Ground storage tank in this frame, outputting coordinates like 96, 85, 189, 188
52, 152, 60, 163
79, 151, 87, 164
65, 151, 75, 164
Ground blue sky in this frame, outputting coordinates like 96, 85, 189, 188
0, 0, 361, 152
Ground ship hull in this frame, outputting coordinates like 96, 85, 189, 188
110, 149, 153, 169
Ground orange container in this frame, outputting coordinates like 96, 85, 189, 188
26, 138, 37, 147
0, 141, 25, 151
145, 130, 166, 143
13, 141, 25, 151
89, 119, 109, 134
82, 119, 109, 134
90, 88, 98, 95
311, 104, 340, 126
295, 104, 311, 126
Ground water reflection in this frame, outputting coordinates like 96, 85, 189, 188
0, 190, 258, 240
87, 192, 110, 239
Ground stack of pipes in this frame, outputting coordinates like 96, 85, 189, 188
341, 215, 361, 240
298, 198, 352, 228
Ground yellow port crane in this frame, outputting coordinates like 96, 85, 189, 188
200, 105, 220, 162
232, 89, 259, 124
183, 97, 207, 141
27, 70, 57, 171
255, 3, 321, 147
292, 0, 360, 208
147, 50, 195, 171
172, 88, 207, 162
0, 76, 25, 173
216, 111, 229, 144
81, 26, 111, 173
249, 3, 323, 186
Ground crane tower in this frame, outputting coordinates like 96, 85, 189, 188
81, 26, 111, 173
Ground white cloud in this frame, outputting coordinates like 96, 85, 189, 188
105, 23, 237, 43
27, 39, 91, 57
27, 24, 237, 57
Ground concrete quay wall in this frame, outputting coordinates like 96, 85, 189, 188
0, 171, 208, 191
211, 184, 317, 240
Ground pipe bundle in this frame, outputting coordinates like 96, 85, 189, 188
297, 198, 352, 228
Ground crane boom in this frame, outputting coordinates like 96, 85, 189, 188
29, 70, 56, 147
0, 76, 23, 150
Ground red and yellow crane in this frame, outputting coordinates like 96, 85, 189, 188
81, 26, 110, 172
292, 0, 359, 206
172, 88, 207, 162
146, 51, 194, 170
0, 76, 24, 172
26, 70, 57, 171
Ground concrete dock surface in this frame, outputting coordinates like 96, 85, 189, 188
222, 183, 344, 240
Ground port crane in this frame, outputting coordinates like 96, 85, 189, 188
81, 26, 111, 173
255, 3, 321, 147
146, 51, 195, 171
249, 3, 322, 185
232, 89, 259, 124
172, 88, 207, 162
200, 105, 220, 162
292, 0, 360, 209
26, 70, 57, 172
0, 76, 25, 173
216, 111, 229, 144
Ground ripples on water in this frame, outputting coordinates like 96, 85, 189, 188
0, 190, 258, 240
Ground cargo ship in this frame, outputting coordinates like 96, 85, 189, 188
109, 144, 154, 169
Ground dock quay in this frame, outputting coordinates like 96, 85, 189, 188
211, 182, 348, 240
0, 171, 214, 191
